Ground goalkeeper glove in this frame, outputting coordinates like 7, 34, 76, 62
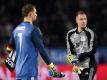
49, 70, 65, 78
66, 54, 83, 74
72, 65, 83, 74
48, 63, 65, 78
5, 51, 16, 71
66, 54, 78, 64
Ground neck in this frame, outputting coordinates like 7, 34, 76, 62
78, 27, 83, 32
23, 17, 33, 24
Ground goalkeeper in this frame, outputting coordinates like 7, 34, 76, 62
66, 11, 97, 80
6, 4, 64, 80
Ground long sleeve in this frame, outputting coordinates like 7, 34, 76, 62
31, 28, 51, 65
66, 31, 76, 55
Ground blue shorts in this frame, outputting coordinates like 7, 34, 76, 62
16, 76, 38, 80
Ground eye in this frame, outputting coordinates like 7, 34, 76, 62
80, 18, 83, 20
84, 18, 86, 19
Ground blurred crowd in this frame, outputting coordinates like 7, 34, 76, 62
0, 0, 107, 57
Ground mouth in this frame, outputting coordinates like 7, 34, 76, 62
82, 24, 86, 27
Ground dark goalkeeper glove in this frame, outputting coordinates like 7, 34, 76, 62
5, 51, 16, 71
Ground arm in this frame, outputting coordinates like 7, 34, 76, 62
5, 32, 16, 71
66, 31, 78, 63
6, 33, 15, 52
31, 28, 65, 77
66, 31, 76, 55
78, 33, 97, 61
66, 32, 82, 74
31, 28, 51, 65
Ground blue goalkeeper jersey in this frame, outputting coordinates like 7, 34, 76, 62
9, 22, 51, 78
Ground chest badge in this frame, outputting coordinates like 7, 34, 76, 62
81, 36, 86, 41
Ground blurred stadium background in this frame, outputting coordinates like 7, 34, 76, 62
0, 0, 107, 80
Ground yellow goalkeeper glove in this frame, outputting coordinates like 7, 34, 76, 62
66, 54, 78, 64
48, 63, 65, 77
66, 54, 83, 74
48, 63, 59, 77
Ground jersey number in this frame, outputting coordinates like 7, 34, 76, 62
18, 33, 23, 52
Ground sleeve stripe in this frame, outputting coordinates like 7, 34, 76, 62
66, 28, 76, 53
86, 28, 94, 52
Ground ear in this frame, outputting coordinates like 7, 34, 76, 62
28, 12, 33, 17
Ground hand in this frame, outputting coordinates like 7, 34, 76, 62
50, 66, 59, 77
72, 65, 78, 73
66, 54, 78, 64
5, 51, 16, 71
48, 63, 65, 77
72, 65, 81, 74
48, 63, 58, 76
49, 69, 65, 78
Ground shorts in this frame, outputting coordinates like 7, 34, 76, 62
78, 67, 97, 80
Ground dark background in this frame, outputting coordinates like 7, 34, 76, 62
0, 1, 107, 79
0, 0, 107, 63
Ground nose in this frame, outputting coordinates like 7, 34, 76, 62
35, 13, 37, 17
83, 19, 86, 23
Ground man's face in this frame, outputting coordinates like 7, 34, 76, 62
76, 14, 87, 29
30, 8, 37, 21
